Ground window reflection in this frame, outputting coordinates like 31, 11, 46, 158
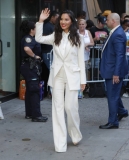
42, 0, 82, 16
21, 0, 39, 21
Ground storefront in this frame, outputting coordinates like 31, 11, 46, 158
0, 0, 83, 103
0, 0, 16, 102
0, 0, 127, 103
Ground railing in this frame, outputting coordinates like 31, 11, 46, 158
47, 46, 129, 83
86, 46, 129, 83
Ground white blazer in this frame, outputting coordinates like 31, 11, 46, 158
35, 22, 86, 90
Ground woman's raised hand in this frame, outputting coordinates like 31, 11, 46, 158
39, 8, 50, 23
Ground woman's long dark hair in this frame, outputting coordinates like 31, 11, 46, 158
54, 10, 80, 46
20, 20, 35, 35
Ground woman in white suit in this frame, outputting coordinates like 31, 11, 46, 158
35, 8, 86, 152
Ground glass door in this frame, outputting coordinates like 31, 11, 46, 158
0, 0, 16, 101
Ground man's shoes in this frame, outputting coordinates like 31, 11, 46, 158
25, 116, 32, 119
118, 113, 128, 121
99, 123, 119, 129
32, 116, 48, 122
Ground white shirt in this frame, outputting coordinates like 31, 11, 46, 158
78, 30, 90, 61
110, 25, 120, 34
60, 31, 69, 57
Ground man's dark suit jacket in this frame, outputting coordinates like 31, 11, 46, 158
100, 26, 128, 79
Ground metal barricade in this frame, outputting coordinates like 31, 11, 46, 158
86, 45, 104, 83
47, 49, 53, 70
125, 46, 129, 82
46, 47, 129, 95
86, 46, 129, 83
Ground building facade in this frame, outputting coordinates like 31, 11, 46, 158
0, 0, 126, 102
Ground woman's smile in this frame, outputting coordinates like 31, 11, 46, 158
60, 13, 72, 32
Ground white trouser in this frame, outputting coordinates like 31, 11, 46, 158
52, 67, 82, 152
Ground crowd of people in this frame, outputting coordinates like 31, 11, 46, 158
17, 8, 129, 152
39, 10, 129, 99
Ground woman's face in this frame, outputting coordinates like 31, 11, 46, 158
60, 13, 72, 33
78, 21, 86, 31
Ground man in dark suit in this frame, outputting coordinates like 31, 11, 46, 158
100, 13, 128, 129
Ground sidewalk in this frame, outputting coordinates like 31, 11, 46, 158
0, 97, 129, 160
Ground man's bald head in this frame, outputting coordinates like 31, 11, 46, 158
108, 13, 120, 23
106, 13, 120, 29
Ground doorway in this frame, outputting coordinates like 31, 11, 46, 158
0, 0, 16, 102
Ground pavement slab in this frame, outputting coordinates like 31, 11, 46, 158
0, 97, 129, 160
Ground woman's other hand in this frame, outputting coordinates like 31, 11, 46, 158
85, 46, 90, 52
39, 8, 50, 23
80, 84, 86, 91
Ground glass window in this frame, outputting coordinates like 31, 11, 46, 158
40, 0, 82, 16
0, 0, 16, 99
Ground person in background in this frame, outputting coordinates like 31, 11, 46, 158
122, 19, 129, 32
94, 13, 102, 19
77, 10, 86, 21
121, 19, 129, 97
86, 20, 95, 30
124, 15, 129, 21
99, 13, 128, 129
78, 19, 94, 98
102, 10, 112, 32
41, 11, 59, 98
102, 10, 111, 17
120, 13, 127, 24
42, 11, 59, 70
20, 20, 48, 122
90, 16, 109, 45
35, 8, 86, 152
89, 16, 109, 70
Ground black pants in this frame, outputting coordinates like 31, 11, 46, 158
25, 80, 42, 118
41, 61, 49, 97
20, 62, 42, 118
